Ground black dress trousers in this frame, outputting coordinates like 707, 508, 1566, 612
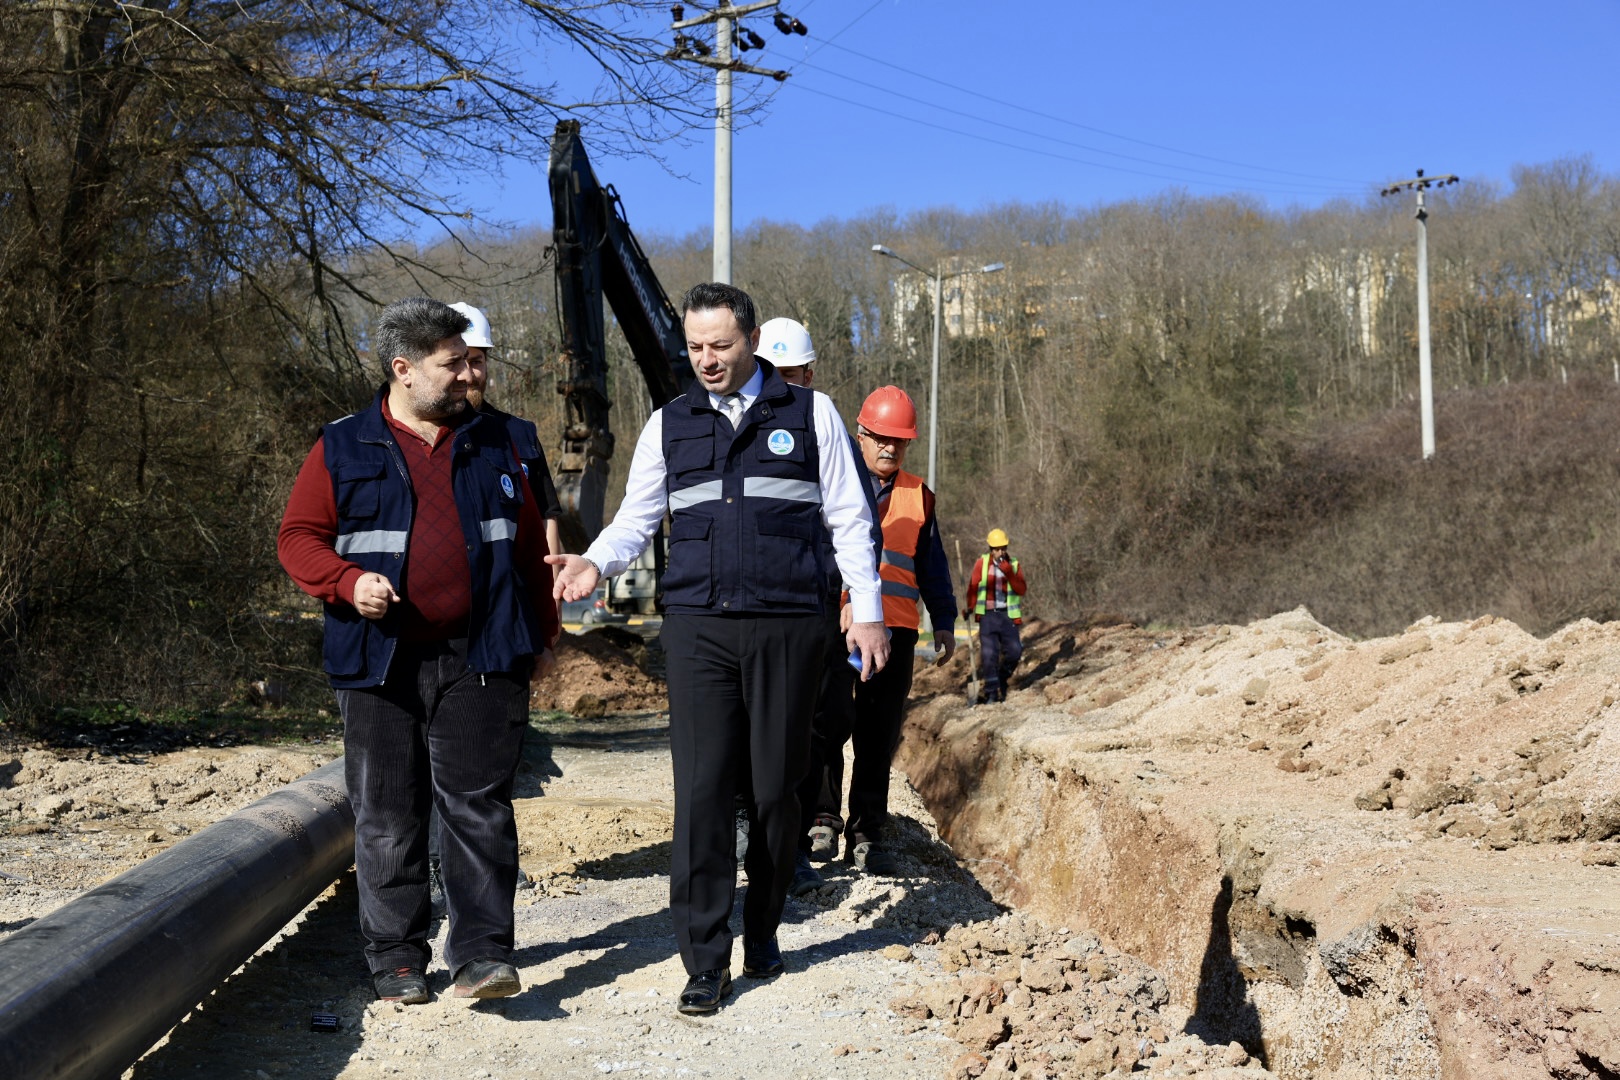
661, 611, 823, 974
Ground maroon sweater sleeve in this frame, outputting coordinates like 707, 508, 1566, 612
1000, 557, 1028, 596
277, 437, 367, 607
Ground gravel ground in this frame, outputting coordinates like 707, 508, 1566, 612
5, 709, 1276, 1079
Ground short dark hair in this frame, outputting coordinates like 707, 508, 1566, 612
682, 281, 758, 336
373, 298, 471, 381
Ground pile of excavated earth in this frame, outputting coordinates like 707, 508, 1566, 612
4, 607, 1620, 1079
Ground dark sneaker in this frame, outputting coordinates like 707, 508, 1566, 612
451, 958, 521, 999
807, 819, 839, 862
372, 966, 430, 1004
850, 841, 901, 876
428, 857, 446, 919
790, 850, 824, 897
678, 968, 732, 1014
741, 937, 785, 979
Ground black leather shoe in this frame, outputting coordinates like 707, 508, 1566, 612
741, 937, 784, 979
678, 968, 732, 1014
451, 957, 521, 999
372, 966, 430, 1004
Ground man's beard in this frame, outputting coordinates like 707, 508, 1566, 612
415, 386, 467, 419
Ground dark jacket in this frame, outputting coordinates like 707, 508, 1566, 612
319, 390, 544, 686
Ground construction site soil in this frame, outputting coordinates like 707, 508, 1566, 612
4, 611, 1620, 1079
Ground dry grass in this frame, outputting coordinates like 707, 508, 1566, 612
948, 377, 1620, 638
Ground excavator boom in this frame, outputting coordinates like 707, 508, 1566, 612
548, 120, 691, 558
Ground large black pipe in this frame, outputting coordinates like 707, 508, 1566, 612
0, 759, 353, 1080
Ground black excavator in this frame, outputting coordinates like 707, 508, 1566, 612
547, 120, 693, 612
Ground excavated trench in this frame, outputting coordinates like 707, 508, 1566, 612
900, 612, 1620, 1080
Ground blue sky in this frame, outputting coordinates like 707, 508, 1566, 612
451, 0, 1620, 239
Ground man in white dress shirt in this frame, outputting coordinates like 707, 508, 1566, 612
550, 282, 890, 1014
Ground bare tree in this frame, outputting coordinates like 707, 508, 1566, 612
0, 1, 718, 710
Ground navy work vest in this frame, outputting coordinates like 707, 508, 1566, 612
320, 389, 541, 687
484, 404, 545, 479
660, 362, 825, 615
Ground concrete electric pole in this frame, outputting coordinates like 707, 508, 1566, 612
668, 4, 805, 284
871, 245, 1006, 491
1381, 169, 1459, 460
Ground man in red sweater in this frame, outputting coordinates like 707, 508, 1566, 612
279, 297, 558, 1005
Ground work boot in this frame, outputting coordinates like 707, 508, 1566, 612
372, 966, 430, 1004
850, 841, 900, 876
807, 816, 839, 862
790, 850, 824, 897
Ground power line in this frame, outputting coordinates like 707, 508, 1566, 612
788, 62, 1362, 195
807, 38, 1378, 189
803, 0, 886, 60
789, 83, 1366, 199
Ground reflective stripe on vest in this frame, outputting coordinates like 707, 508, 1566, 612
334, 529, 408, 556
668, 476, 822, 510
878, 471, 925, 630
480, 517, 518, 543
669, 480, 723, 510
973, 553, 1022, 620
744, 476, 822, 503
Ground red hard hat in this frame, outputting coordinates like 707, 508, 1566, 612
856, 385, 918, 440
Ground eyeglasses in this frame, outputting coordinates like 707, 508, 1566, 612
857, 431, 910, 447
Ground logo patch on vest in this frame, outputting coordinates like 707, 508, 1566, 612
500, 473, 516, 499
766, 429, 796, 456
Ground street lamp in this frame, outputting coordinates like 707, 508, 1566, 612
870, 244, 1005, 490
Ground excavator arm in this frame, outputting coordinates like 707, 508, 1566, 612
548, 120, 692, 558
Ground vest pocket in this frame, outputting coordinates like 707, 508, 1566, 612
753, 511, 819, 602
335, 461, 384, 519
667, 434, 715, 476
663, 514, 714, 603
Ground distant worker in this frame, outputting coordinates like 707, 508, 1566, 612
550, 283, 889, 1014
809, 386, 957, 875
964, 528, 1026, 704
278, 297, 559, 1005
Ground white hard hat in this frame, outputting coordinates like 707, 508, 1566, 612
756, 317, 816, 367
448, 302, 493, 349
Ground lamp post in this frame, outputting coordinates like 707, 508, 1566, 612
870, 245, 1005, 490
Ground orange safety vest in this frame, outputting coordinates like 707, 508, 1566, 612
877, 471, 926, 630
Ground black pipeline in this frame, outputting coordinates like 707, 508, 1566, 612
0, 759, 353, 1080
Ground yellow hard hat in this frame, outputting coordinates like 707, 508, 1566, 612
986, 528, 1009, 548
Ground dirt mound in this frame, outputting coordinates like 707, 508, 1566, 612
530, 627, 666, 716
902, 607, 1620, 1079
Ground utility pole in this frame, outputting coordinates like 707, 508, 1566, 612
871, 245, 1006, 490
668, 4, 806, 284
1381, 169, 1458, 460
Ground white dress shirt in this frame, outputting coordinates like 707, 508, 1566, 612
582, 365, 884, 624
